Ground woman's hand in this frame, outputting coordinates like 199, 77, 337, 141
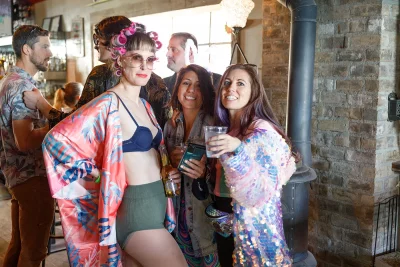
167, 168, 182, 190
79, 167, 100, 186
180, 155, 206, 179
23, 88, 43, 110
90, 168, 100, 179
207, 134, 241, 158
170, 146, 185, 168
171, 108, 180, 128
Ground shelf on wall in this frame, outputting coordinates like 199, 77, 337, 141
0, 36, 12, 47
87, 0, 112, 6
43, 71, 66, 80
50, 31, 65, 39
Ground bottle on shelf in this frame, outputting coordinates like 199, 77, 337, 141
54, 55, 61, 71
12, 0, 19, 20
0, 59, 5, 80
7, 54, 15, 71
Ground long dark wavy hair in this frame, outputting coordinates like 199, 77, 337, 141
214, 64, 299, 160
170, 64, 215, 117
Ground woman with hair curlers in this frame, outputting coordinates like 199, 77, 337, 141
42, 21, 186, 267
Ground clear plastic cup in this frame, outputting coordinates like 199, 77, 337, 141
204, 126, 228, 158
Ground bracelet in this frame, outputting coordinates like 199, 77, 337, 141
95, 174, 101, 183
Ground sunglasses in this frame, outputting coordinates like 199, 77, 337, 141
227, 63, 258, 74
122, 54, 158, 70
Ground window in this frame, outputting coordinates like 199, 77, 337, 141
131, 5, 231, 78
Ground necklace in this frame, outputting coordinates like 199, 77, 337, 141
118, 79, 141, 104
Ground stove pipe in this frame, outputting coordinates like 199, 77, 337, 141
276, 0, 318, 265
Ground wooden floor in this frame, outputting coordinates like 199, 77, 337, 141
0, 198, 70, 267
376, 252, 400, 267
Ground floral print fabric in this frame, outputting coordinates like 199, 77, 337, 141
0, 66, 47, 188
43, 92, 175, 266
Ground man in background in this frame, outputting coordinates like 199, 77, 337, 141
164, 32, 221, 94
0, 25, 54, 267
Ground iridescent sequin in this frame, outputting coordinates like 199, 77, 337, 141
219, 120, 296, 267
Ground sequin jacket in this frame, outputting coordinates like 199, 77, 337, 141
42, 92, 176, 266
219, 119, 296, 267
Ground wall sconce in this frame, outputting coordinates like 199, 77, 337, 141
220, 0, 255, 64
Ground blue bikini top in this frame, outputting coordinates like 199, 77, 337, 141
112, 92, 162, 153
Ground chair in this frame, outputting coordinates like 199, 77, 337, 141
373, 195, 399, 266
41, 201, 67, 267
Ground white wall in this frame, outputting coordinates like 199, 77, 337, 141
242, 0, 263, 68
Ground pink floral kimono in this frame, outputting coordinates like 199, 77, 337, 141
42, 92, 176, 266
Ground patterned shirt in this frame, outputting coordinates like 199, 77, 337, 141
0, 66, 47, 188
48, 63, 172, 128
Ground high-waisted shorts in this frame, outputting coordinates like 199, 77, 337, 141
116, 180, 166, 249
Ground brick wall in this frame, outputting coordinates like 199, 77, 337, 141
375, 2, 400, 199
372, 0, 400, 259
262, 1, 290, 126
263, 0, 400, 266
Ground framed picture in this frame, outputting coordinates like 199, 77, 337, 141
0, 0, 12, 37
50, 15, 61, 32
69, 17, 85, 57
42, 17, 51, 31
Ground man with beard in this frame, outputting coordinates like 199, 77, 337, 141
0, 25, 55, 267
23, 16, 172, 129
164, 32, 221, 94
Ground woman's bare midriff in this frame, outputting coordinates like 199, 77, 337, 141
123, 149, 161, 185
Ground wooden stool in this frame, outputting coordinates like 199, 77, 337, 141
41, 201, 67, 267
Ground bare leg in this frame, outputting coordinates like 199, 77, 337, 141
123, 251, 143, 267
123, 229, 186, 267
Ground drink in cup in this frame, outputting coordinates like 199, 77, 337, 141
204, 126, 228, 158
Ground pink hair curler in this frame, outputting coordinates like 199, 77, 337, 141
112, 34, 127, 47
154, 40, 162, 50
